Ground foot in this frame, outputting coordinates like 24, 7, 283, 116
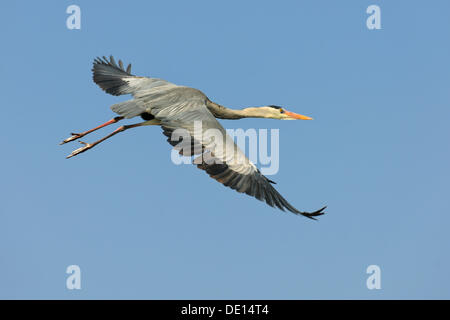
60, 133, 84, 145
66, 141, 93, 159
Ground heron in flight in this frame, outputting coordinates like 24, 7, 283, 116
61, 56, 326, 219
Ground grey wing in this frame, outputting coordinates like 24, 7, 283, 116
157, 100, 326, 219
93, 56, 177, 96
92, 56, 179, 118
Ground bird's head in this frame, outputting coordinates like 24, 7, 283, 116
251, 105, 313, 120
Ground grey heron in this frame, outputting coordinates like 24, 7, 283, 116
60, 56, 326, 219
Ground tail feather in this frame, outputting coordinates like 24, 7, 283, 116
92, 56, 133, 96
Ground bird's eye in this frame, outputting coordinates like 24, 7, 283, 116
280, 109, 285, 113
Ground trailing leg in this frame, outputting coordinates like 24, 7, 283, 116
66, 119, 160, 159
60, 116, 124, 145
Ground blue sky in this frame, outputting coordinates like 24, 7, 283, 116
0, 0, 449, 299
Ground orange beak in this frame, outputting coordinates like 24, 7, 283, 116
284, 110, 313, 120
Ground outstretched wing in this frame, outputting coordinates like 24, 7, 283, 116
92, 56, 177, 96
92, 56, 179, 118
155, 99, 326, 219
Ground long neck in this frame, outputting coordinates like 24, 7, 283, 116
206, 100, 267, 119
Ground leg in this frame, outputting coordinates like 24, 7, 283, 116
60, 116, 124, 145
66, 119, 160, 159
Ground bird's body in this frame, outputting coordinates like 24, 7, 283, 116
61, 56, 326, 219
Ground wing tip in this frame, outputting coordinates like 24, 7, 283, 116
92, 55, 133, 96
297, 205, 327, 220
